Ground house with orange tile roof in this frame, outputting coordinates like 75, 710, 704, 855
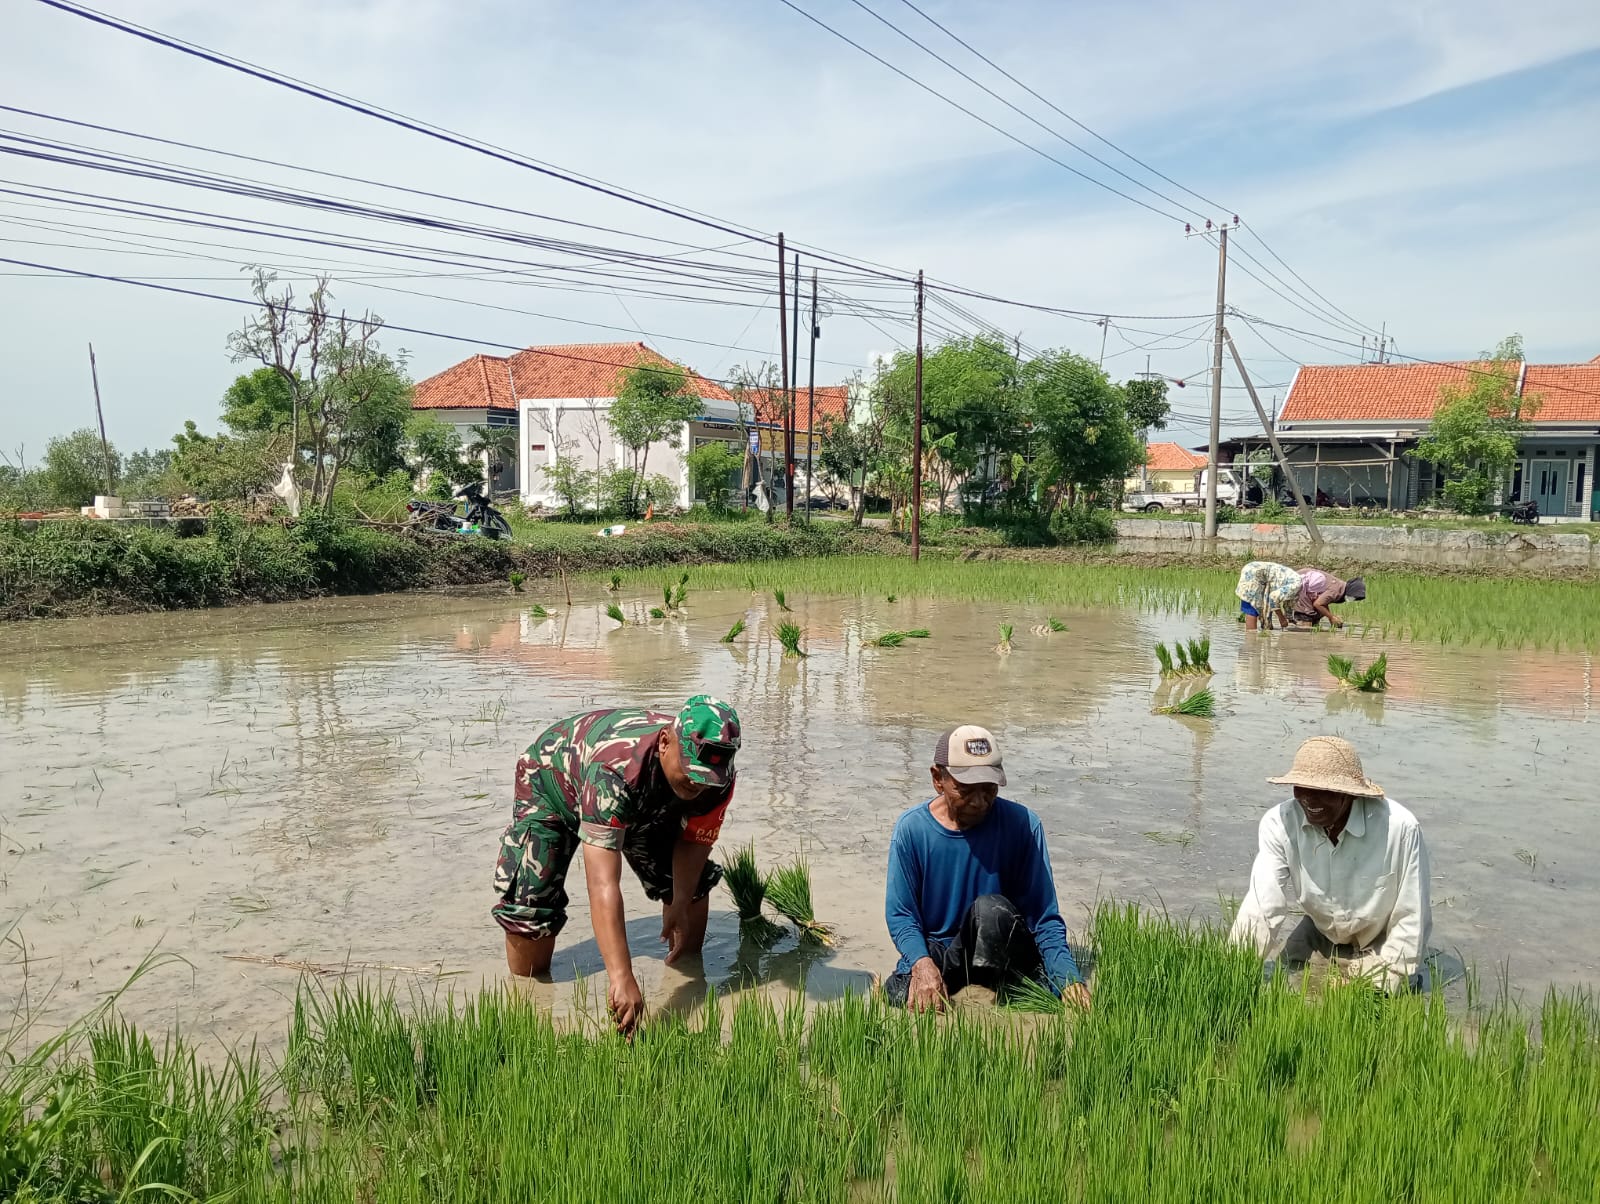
1122, 440, 1207, 493
412, 340, 850, 509
1234, 356, 1600, 519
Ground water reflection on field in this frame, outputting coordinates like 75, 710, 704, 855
2, 582, 1596, 1046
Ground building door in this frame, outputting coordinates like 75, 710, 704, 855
1531, 459, 1568, 517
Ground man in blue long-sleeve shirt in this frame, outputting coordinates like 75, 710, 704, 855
884, 724, 1090, 1012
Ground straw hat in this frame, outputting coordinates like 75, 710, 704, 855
1267, 736, 1384, 797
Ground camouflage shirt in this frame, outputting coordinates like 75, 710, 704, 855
513, 708, 735, 852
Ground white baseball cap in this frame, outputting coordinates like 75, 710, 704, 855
933, 724, 1006, 786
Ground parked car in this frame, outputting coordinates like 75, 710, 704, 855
1123, 469, 1245, 513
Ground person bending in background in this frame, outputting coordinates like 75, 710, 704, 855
1230, 736, 1431, 992
1235, 560, 1302, 632
492, 696, 741, 1035
1291, 569, 1366, 630
884, 725, 1090, 1012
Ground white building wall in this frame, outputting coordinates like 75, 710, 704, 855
519, 397, 707, 510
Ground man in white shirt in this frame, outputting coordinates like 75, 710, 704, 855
1230, 736, 1431, 991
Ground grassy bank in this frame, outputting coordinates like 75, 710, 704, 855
677, 555, 1600, 651
5, 908, 1597, 1201
0, 516, 885, 622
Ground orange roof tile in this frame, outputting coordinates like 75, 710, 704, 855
412, 342, 733, 411
745, 384, 851, 430
1279, 359, 1600, 425
1143, 441, 1206, 471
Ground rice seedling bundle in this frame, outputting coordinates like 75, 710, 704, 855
721, 618, 747, 643
886, 593, 897, 602
764, 860, 834, 945
607, 573, 622, 592
1186, 637, 1212, 674
508, 571, 526, 593
529, 603, 551, 619
670, 583, 688, 609
9, 905, 1600, 1202
1328, 652, 1389, 692
1174, 642, 1192, 673
1155, 642, 1176, 676
775, 588, 792, 612
862, 629, 930, 649
777, 621, 807, 658
649, 607, 667, 620
605, 602, 627, 626
1154, 688, 1215, 717
719, 842, 786, 945
995, 622, 1014, 654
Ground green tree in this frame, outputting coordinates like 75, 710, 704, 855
41, 428, 120, 508
685, 441, 743, 513
404, 413, 475, 485
120, 447, 174, 499
1022, 351, 1143, 513
227, 270, 414, 508
875, 335, 1024, 512
465, 423, 519, 492
606, 360, 700, 516
0, 447, 46, 513
1124, 376, 1171, 432
544, 456, 597, 516
165, 422, 280, 500
1415, 336, 1538, 515
221, 367, 296, 435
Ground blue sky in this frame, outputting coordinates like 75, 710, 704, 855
2, 0, 1598, 455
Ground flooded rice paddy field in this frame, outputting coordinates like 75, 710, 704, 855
3, 578, 1598, 1048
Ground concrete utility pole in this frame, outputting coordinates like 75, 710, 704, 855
912, 270, 924, 562
806, 268, 818, 522
1202, 224, 1230, 538
87, 343, 114, 496
1224, 328, 1321, 544
777, 233, 788, 519
788, 252, 800, 519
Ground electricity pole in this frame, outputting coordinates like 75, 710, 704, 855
1224, 329, 1321, 544
88, 343, 114, 497
912, 270, 924, 562
777, 233, 788, 520
788, 252, 799, 519
806, 268, 818, 522
1189, 220, 1233, 538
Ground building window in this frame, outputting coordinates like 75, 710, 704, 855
1578, 462, 1588, 502
1512, 463, 1524, 500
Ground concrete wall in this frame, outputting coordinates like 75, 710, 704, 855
1115, 518, 1597, 558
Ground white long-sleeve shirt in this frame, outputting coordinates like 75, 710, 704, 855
1229, 795, 1431, 987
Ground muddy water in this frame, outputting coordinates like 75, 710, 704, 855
3, 585, 1597, 1049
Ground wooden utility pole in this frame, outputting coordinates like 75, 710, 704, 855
912, 270, 924, 562
776, 233, 788, 519
788, 252, 799, 518
1224, 329, 1321, 544
87, 343, 115, 496
1203, 226, 1229, 538
805, 268, 818, 522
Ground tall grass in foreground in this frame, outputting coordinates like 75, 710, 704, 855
669, 557, 1600, 652
7, 906, 1600, 1201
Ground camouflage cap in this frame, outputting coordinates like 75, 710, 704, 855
675, 694, 741, 787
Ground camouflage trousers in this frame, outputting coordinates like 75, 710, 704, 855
491, 799, 723, 939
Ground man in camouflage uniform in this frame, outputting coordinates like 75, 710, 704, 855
492, 695, 741, 1033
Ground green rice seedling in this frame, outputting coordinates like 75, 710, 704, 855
1186, 637, 1212, 674
529, 603, 550, 618
670, 583, 688, 610
662, 583, 674, 609
1327, 653, 1355, 683
719, 842, 785, 945
995, 622, 1014, 654
886, 593, 897, 603
1048, 616, 1068, 632
1001, 975, 1070, 1014
721, 617, 746, 643
508, 571, 526, 593
649, 607, 668, 620
905, 629, 930, 639
1328, 652, 1388, 692
775, 588, 792, 612
679, 570, 690, 586
864, 631, 908, 648
1175, 641, 1192, 673
607, 573, 622, 592
777, 621, 807, 658
1155, 642, 1176, 676
765, 860, 834, 944
605, 602, 627, 626
1154, 688, 1215, 717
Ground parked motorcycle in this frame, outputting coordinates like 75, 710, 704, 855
405, 481, 513, 540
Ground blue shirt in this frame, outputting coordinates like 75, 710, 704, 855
885, 797, 1082, 989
